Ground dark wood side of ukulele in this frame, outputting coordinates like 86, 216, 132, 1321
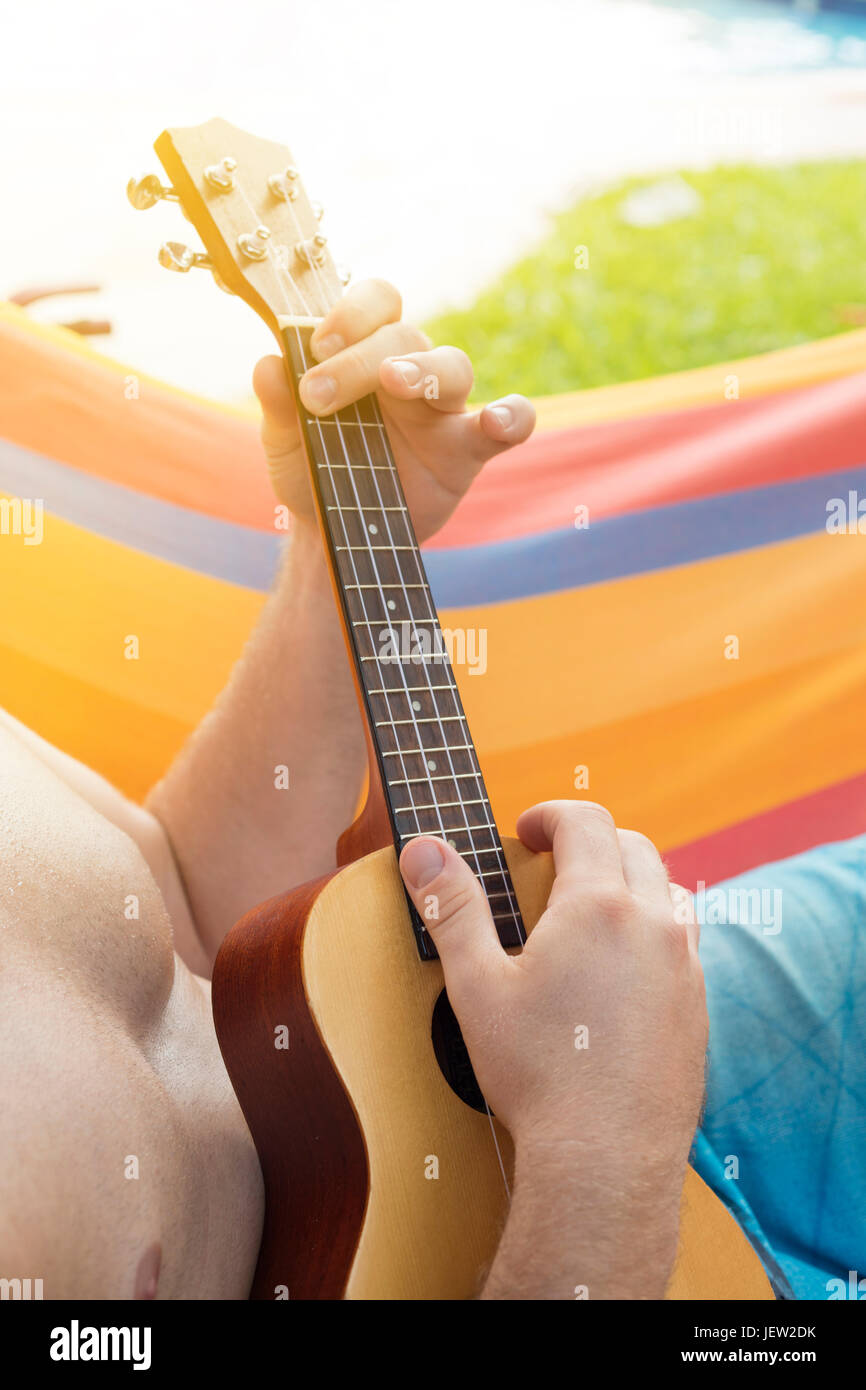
211, 873, 370, 1300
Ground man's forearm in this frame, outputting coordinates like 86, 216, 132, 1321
481, 1138, 683, 1301
147, 520, 366, 963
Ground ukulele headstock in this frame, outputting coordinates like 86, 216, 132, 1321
128, 117, 347, 329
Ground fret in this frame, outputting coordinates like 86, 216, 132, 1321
389, 772, 484, 787
375, 715, 467, 727
317, 461, 396, 472
327, 504, 409, 513
393, 797, 490, 813
351, 617, 439, 628
415, 841, 506, 857
282, 321, 525, 955
359, 655, 451, 667
306, 418, 388, 429
335, 544, 419, 553
366, 683, 458, 696
394, 817, 504, 847
381, 744, 475, 757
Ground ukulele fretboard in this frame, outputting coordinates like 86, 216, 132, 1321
282, 322, 525, 958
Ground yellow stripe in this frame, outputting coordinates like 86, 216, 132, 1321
0, 643, 191, 801
531, 328, 866, 430
0, 509, 264, 725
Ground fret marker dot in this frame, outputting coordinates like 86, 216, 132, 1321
387, 599, 396, 610
368, 523, 378, 534
447, 839, 457, 849
427, 759, 436, 771
412, 700, 421, 711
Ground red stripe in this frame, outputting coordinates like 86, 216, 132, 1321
431, 372, 866, 549
664, 771, 866, 890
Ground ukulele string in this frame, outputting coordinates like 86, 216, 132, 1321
234, 183, 514, 1200
276, 193, 524, 947
268, 227, 515, 1203
252, 185, 485, 891
230, 186, 426, 845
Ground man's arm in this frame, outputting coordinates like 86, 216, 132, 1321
146, 522, 366, 964
147, 279, 535, 965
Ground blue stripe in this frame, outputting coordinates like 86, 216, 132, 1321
2, 435, 863, 606
424, 466, 866, 607
0, 437, 282, 590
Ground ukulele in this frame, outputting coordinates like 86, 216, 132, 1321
134, 118, 774, 1300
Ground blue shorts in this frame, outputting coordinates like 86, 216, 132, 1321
693, 833, 866, 1300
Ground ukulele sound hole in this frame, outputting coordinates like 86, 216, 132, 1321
431, 989, 489, 1115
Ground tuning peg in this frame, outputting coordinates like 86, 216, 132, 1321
158, 241, 212, 273
238, 226, 272, 261
310, 201, 324, 221
204, 157, 237, 192
294, 234, 328, 268
127, 173, 179, 210
268, 167, 300, 202
336, 264, 351, 286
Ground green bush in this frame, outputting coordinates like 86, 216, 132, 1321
425, 162, 866, 399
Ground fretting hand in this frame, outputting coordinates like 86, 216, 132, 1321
252, 278, 535, 542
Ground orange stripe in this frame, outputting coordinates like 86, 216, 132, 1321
0, 304, 273, 528
478, 645, 866, 848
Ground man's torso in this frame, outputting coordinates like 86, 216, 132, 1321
0, 717, 264, 1298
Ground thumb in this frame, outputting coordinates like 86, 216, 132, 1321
399, 837, 504, 1009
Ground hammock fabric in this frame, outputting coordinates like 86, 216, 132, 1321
1, 301, 865, 890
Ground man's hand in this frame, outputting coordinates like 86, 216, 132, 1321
399, 800, 709, 1300
253, 278, 535, 541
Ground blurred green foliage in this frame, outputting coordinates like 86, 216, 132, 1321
425, 162, 866, 399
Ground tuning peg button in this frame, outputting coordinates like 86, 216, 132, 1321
127, 173, 179, 210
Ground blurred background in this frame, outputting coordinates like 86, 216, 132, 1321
5, 0, 866, 400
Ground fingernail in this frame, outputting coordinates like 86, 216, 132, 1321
400, 838, 446, 890
487, 402, 513, 430
389, 358, 422, 387
310, 332, 344, 361
300, 374, 337, 412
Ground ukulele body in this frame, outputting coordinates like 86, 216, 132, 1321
212, 837, 774, 1300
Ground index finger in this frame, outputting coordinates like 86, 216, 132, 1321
516, 800, 626, 907
309, 279, 415, 360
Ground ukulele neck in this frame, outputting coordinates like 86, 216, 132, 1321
280, 320, 525, 959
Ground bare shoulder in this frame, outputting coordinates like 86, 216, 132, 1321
0, 709, 208, 976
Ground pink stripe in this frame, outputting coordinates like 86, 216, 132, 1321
664, 771, 866, 890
